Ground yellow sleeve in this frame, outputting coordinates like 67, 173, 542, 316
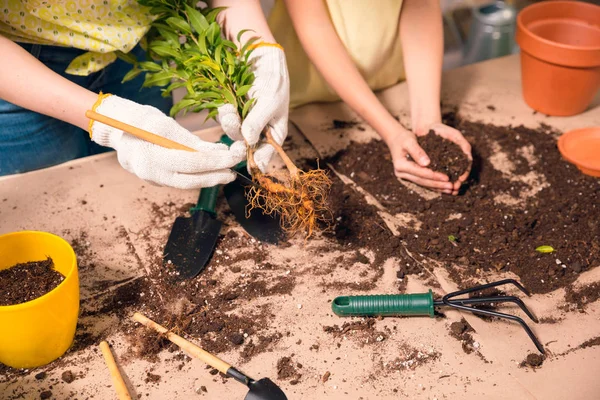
269, 0, 405, 109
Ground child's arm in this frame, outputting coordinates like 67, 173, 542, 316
400, 0, 472, 194
284, 0, 454, 194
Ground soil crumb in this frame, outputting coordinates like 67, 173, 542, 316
414, 130, 470, 182
277, 356, 302, 383
61, 370, 75, 384
0, 257, 64, 306
522, 353, 544, 367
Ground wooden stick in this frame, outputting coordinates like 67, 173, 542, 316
132, 312, 231, 374
99, 341, 132, 400
86, 110, 195, 152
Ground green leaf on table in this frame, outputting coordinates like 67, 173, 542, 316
535, 245, 555, 254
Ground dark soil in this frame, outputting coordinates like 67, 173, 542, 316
326, 114, 600, 294
521, 353, 544, 367
277, 356, 302, 383
413, 130, 470, 182
448, 319, 479, 354
0, 258, 64, 306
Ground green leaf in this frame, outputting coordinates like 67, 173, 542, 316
236, 29, 253, 44
448, 235, 457, 242
121, 67, 142, 83
115, 50, 138, 64
143, 71, 172, 87
241, 36, 260, 55
185, 4, 209, 33
214, 43, 223, 65
138, 61, 163, 72
204, 109, 218, 122
166, 17, 192, 34
206, 22, 220, 45
149, 43, 180, 59
198, 29, 207, 54
169, 98, 196, 118
222, 90, 237, 108
204, 7, 225, 24
222, 40, 237, 50
535, 245, 555, 254
155, 25, 180, 46
236, 84, 252, 97
241, 98, 256, 119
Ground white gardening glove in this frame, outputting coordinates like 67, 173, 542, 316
90, 94, 245, 189
217, 45, 290, 173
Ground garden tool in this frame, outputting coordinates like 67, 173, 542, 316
99, 341, 133, 400
133, 313, 287, 400
163, 183, 223, 279
332, 279, 544, 354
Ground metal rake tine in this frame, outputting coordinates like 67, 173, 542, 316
440, 296, 539, 323
441, 299, 545, 354
446, 279, 531, 298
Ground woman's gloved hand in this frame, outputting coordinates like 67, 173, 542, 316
217, 45, 290, 172
90, 94, 246, 189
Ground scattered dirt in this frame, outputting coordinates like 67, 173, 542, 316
564, 282, 600, 311
0, 257, 64, 306
322, 371, 331, 383
327, 114, 600, 294
448, 319, 479, 354
413, 130, 470, 182
383, 344, 441, 372
145, 372, 161, 384
40, 391, 52, 399
277, 356, 302, 384
323, 318, 388, 346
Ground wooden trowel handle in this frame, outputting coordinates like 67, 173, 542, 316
99, 341, 132, 400
132, 312, 231, 374
86, 110, 195, 152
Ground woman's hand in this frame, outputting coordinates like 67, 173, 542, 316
385, 122, 472, 195
91, 95, 246, 189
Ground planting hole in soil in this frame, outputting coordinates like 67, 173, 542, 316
0, 257, 64, 306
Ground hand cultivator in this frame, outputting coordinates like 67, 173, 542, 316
332, 279, 544, 354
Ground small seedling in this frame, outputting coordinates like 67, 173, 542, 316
535, 245, 555, 254
448, 235, 458, 247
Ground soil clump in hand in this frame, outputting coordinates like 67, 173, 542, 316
415, 130, 470, 182
0, 257, 64, 306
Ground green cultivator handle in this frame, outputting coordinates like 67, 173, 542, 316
331, 290, 435, 317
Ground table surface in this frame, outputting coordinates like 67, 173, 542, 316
1, 54, 599, 400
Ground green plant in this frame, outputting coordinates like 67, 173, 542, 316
118, 1, 255, 121
118, 1, 331, 238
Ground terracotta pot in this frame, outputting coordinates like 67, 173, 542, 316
516, 1, 600, 116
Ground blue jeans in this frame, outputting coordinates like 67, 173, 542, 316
0, 44, 172, 176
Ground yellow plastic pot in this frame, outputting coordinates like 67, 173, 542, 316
0, 231, 79, 369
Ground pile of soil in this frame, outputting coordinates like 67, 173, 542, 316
0, 258, 64, 306
323, 318, 388, 346
412, 130, 470, 182
327, 114, 600, 295
448, 319, 479, 354
383, 344, 441, 372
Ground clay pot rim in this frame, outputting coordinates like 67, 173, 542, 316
557, 127, 600, 176
517, 1, 600, 52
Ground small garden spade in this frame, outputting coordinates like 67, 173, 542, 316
133, 313, 287, 400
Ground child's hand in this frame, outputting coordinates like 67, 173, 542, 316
385, 123, 471, 195
423, 123, 472, 194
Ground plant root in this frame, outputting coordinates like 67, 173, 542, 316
246, 167, 332, 239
